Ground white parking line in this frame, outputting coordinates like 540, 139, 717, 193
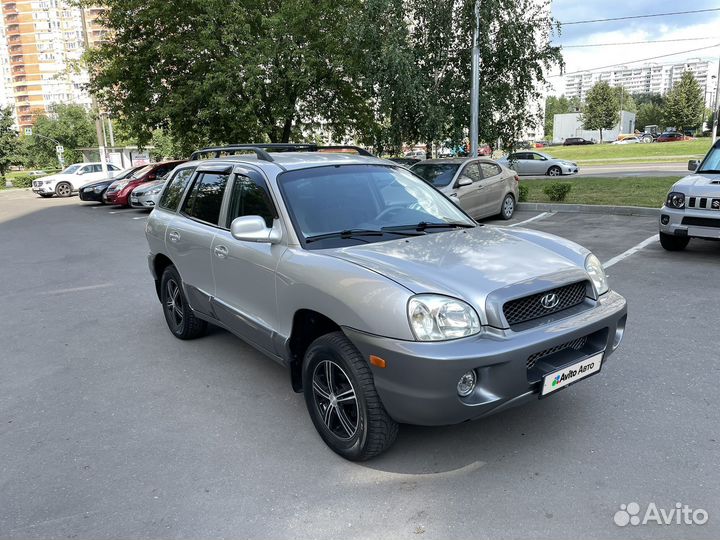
507, 211, 555, 228
42, 283, 114, 295
132, 216, 146, 220
603, 234, 658, 269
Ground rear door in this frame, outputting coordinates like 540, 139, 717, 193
454, 161, 484, 216
476, 161, 506, 218
210, 166, 285, 354
165, 165, 231, 316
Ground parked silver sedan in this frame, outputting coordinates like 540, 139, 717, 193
410, 158, 519, 220
497, 151, 578, 177
129, 179, 165, 208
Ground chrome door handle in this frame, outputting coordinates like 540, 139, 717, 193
168, 231, 180, 242
214, 245, 229, 259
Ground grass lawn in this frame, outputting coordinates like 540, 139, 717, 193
521, 176, 681, 208
539, 139, 711, 166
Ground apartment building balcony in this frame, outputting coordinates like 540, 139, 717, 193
9, 44, 22, 54
4, 12, 18, 23
13, 74, 26, 83
3, 2, 17, 14
17, 105, 30, 114
6, 23, 19, 35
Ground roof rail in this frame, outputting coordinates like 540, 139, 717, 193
189, 143, 374, 161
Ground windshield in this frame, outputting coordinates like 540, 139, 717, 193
698, 146, 720, 173
410, 163, 460, 187
278, 165, 475, 247
130, 165, 154, 179
61, 165, 81, 174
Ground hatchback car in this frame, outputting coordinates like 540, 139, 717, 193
32, 162, 122, 198
563, 137, 594, 146
656, 132, 691, 143
79, 165, 145, 204
145, 144, 627, 461
497, 151, 578, 176
411, 158, 519, 220
105, 160, 186, 206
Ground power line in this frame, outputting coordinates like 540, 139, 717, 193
561, 8, 720, 25
548, 43, 720, 77
560, 37, 716, 48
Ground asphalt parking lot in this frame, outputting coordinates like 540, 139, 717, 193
1, 190, 719, 539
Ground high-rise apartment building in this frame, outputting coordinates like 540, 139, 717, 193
563, 58, 717, 106
0, 1, 105, 132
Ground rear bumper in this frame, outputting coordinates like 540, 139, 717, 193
344, 290, 627, 426
659, 206, 720, 240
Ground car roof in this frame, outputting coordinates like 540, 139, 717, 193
185, 152, 392, 172
416, 158, 473, 165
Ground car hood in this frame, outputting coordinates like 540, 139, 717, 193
137, 179, 165, 191
674, 173, 720, 196
80, 178, 115, 189
326, 226, 590, 324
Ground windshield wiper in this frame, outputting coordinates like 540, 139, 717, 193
305, 228, 428, 243
383, 221, 476, 232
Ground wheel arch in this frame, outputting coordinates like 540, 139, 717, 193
151, 253, 174, 300
287, 309, 343, 392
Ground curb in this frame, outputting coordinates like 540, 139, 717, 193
518, 202, 660, 217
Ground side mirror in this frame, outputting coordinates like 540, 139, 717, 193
688, 160, 700, 172
457, 176, 473, 188
230, 216, 282, 244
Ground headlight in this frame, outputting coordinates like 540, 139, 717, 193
147, 187, 162, 195
408, 294, 481, 341
666, 191, 685, 209
585, 254, 608, 296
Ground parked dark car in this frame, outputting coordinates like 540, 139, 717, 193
388, 157, 420, 167
563, 137, 594, 146
104, 161, 187, 206
78, 165, 145, 204
656, 132, 691, 143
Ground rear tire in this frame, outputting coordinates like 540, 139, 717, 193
547, 166, 562, 177
659, 232, 689, 251
303, 331, 398, 461
160, 265, 208, 339
55, 182, 72, 197
499, 193, 515, 220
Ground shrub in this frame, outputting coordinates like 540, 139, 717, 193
542, 182, 572, 202
9, 174, 34, 188
518, 184, 529, 202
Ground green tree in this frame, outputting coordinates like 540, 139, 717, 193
613, 87, 636, 114
0, 106, 18, 178
663, 71, 704, 132
28, 104, 96, 167
636, 102, 664, 131
581, 81, 619, 143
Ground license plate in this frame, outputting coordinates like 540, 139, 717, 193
540, 352, 603, 397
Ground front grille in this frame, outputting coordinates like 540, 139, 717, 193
682, 216, 720, 228
503, 281, 587, 326
527, 336, 588, 370
687, 197, 720, 210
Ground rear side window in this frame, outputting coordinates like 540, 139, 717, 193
159, 168, 196, 211
182, 171, 230, 225
480, 162, 502, 178
225, 174, 276, 228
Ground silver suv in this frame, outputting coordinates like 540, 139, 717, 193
145, 144, 627, 461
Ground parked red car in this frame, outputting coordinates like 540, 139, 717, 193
656, 132, 692, 143
104, 160, 186, 206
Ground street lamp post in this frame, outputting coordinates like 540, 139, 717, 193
713, 61, 720, 145
469, 1, 480, 157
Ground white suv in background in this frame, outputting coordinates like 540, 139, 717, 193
31, 162, 121, 198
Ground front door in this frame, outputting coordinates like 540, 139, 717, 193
454, 161, 484, 216
210, 167, 285, 355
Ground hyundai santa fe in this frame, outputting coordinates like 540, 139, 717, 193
145, 144, 627, 461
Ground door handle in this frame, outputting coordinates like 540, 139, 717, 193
168, 231, 180, 243
214, 245, 229, 259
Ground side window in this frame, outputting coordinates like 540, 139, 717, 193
158, 168, 196, 211
480, 162, 502, 178
154, 165, 173, 177
182, 171, 230, 225
225, 174, 276, 228
532, 153, 545, 161
78, 166, 90, 174
461, 162, 481, 182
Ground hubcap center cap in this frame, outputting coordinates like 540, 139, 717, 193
329, 394, 338, 407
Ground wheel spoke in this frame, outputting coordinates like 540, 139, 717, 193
313, 379, 331, 400
174, 306, 183, 318
323, 403, 334, 428
335, 406, 356, 437
324, 361, 334, 393
335, 388, 355, 403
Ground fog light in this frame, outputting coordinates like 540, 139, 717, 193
457, 370, 477, 397
660, 214, 669, 225
613, 315, 627, 350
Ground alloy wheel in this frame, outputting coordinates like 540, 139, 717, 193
164, 279, 184, 332
503, 196, 515, 218
312, 360, 359, 440
548, 167, 561, 177
56, 183, 71, 197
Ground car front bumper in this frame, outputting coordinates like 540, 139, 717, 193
31, 185, 54, 194
659, 206, 720, 240
130, 193, 158, 208
344, 290, 627, 426
79, 187, 107, 202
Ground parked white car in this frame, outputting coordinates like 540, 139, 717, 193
31, 162, 121, 198
612, 137, 640, 145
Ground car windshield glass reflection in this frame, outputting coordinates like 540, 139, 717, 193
410, 163, 460, 187
61, 165, 81, 174
278, 165, 474, 247
698, 147, 720, 173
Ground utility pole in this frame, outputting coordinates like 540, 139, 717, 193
469, 1, 480, 157
713, 59, 720, 145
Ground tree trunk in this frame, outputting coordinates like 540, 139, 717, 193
599, 128, 603, 144
281, 117, 293, 143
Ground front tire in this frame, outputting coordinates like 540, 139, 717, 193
547, 166, 562, 177
303, 332, 398, 461
659, 232, 689, 251
160, 266, 208, 339
499, 193, 515, 220
55, 182, 72, 197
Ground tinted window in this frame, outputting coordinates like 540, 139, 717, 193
225, 175, 276, 228
182, 171, 229, 225
410, 163, 460, 187
159, 167, 196, 211
480, 162, 502, 178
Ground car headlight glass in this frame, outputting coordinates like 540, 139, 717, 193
585, 254, 608, 296
408, 294, 481, 341
666, 191, 685, 209
147, 186, 162, 195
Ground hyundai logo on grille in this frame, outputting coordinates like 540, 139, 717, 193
540, 293, 560, 309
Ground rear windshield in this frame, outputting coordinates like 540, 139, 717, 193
410, 163, 460, 187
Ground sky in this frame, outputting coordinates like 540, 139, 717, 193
548, 0, 720, 95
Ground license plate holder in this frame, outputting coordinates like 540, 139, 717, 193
540, 352, 604, 398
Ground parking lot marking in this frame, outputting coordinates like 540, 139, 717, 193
603, 234, 658, 269
132, 216, 146, 220
507, 211, 554, 228
43, 283, 114, 295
